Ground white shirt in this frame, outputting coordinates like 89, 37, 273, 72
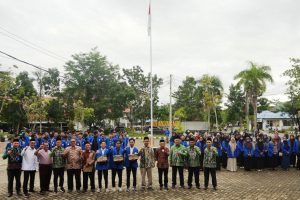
101, 148, 105, 155
21, 146, 38, 171
130, 147, 134, 155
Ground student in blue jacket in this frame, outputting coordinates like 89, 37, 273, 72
111, 140, 125, 192
255, 138, 266, 171
281, 137, 290, 171
95, 141, 110, 192
212, 137, 222, 170
221, 137, 230, 169
295, 136, 300, 170
288, 135, 297, 167
243, 138, 254, 171
227, 137, 239, 172
124, 138, 139, 192
237, 137, 244, 168
196, 136, 206, 170
268, 138, 280, 170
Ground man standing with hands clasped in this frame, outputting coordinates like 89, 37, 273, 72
203, 138, 218, 190
186, 137, 201, 189
21, 138, 38, 197
155, 139, 170, 190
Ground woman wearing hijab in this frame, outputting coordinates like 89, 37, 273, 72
281, 137, 290, 171
221, 136, 229, 169
268, 138, 279, 170
227, 137, 239, 172
212, 138, 222, 170
255, 137, 265, 171
243, 137, 254, 171
236, 135, 244, 169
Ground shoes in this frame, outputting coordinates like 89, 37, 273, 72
39, 191, 46, 195
164, 187, 169, 190
54, 188, 58, 193
126, 188, 130, 192
112, 187, 116, 192
91, 189, 95, 193
159, 186, 163, 190
180, 186, 185, 189
133, 187, 137, 192
82, 190, 87, 193
148, 187, 154, 191
7, 193, 13, 197
204, 187, 208, 190
24, 193, 30, 198
172, 185, 175, 189
76, 190, 81, 193
97, 188, 101, 193
118, 187, 122, 192
60, 187, 65, 193
213, 187, 217, 190
67, 190, 72, 193
29, 189, 36, 193
105, 188, 109, 193
196, 186, 200, 189
16, 191, 22, 196
47, 189, 53, 192
188, 186, 192, 189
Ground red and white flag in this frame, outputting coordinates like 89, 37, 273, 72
148, 1, 151, 36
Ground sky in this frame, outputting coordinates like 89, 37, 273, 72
0, 0, 299, 105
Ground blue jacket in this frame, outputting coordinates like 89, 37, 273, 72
19, 137, 29, 149
237, 140, 244, 153
181, 140, 189, 148
196, 141, 206, 153
62, 139, 70, 149
111, 147, 125, 169
281, 142, 290, 156
221, 141, 229, 153
255, 143, 266, 158
243, 144, 254, 158
35, 138, 44, 149
294, 141, 300, 154
95, 148, 110, 170
213, 142, 222, 157
288, 140, 297, 153
124, 146, 139, 168
227, 145, 239, 158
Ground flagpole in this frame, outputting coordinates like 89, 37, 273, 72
148, 0, 154, 146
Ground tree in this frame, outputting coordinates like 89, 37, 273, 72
234, 62, 273, 131
122, 66, 163, 130
43, 68, 60, 96
46, 99, 64, 129
283, 58, 300, 131
225, 84, 245, 126
0, 70, 14, 114
199, 74, 223, 131
74, 100, 94, 130
257, 97, 270, 113
173, 76, 204, 121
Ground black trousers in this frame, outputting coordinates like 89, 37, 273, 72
237, 153, 244, 167
98, 170, 108, 189
270, 155, 279, 169
83, 171, 95, 190
222, 152, 227, 169
67, 169, 81, 191
126, 167, 137, 188
187, 167, 200, 187
244, 156, 253, 171
23, 170, 35, 193
172, 166, 184, 187
53, 168, 64, 189
200, 154, 204, 170
39, 164, 52, 192
204, 167, 217, 188
7, 169, 21, 194
256, 157, 264, 170
158, 168, 168, 187
296, 154, 300, 169
290, 153, 296, 166
216, 157, 221, 170
112, 169, 123, 188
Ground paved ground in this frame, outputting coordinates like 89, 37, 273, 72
1, 140, 300, 200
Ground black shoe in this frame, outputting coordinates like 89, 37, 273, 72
7, 193, 13, 197
24, 193, 30, 198
54, 188, 58, 193
148, 187, 154, 191
39, 191, 46, 195
180, 186, 185, 189
172, 185, 175, 189
76, 190, 81, 193
196, 186, 200, 189
91, 189, 95, 193
204, 187, 208, 190
164, 187, 169, 190
159, 186, 163, 190
47, 189, 53, 192
213, 187, 217, 190
60, 187, 65, 193
67, 190, 72, 193
82, 190, 87, 193
188, 186, 192, 189
16, 191, 22, 196
29, 189, 36, 193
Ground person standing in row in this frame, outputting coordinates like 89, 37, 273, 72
111, 140, 124, 192
155, 139, 169, 190
227, 137, 239, 172
203, 138, 218, 190
186, 138, 201, 189
21, 138, 38, 197
169, 136, 187, 189
95, 141, 110, 192
64, 138, 82, 193
50, 137, 65, 193
82, 143, 96, 192
125, 138, 139, 192
3, 139, 22, 197
35, 141, 52, 195
138, 137, 155, 190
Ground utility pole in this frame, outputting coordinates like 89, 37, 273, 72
39, 69, 42, 134
169, 74, 172, 142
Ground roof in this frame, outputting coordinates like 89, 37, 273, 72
257, 111, 290, 119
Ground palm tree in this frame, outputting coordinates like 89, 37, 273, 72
234, 62, 273, 131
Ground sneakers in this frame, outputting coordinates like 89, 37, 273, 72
24, 193, 30, 198
118, 187, 122, 192
54, 188, 58, 193
16, 191, 22, 196
126, 188, 130, 192
7, 193, 13, 197
164, 187, 169, 190
97, 188, 101, 193
60, 187, 65, 193
213, 187, 217, 190
105, 188, 109, 193
112, 187, 116, 192
188, 186, 192, 189
133, 187, 137, 192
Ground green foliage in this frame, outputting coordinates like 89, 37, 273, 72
225, 84, 245, 124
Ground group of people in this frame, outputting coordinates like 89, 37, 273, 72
3, 129, 219, 197
3, 128, 299, 198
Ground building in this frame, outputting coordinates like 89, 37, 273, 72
257, 110, 294, 131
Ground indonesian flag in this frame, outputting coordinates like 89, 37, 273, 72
148, 1, 151, 36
